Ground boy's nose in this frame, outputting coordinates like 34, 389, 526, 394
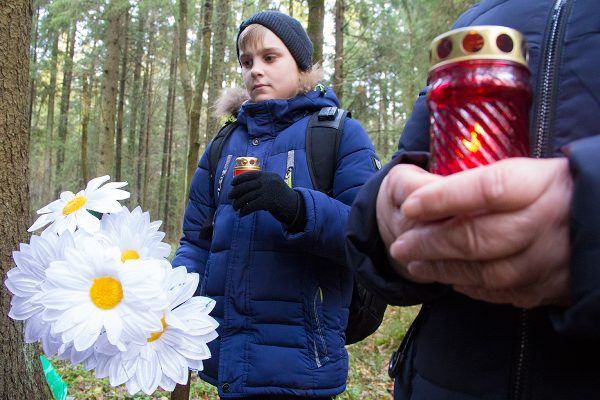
250, 62, 264, 76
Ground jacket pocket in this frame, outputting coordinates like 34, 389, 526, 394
308, 286, 329, 368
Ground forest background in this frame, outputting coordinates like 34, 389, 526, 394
1, 0, 477, 398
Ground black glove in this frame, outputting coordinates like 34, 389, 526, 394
228, 171, 306, 232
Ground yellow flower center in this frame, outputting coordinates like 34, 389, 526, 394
63, 196, 88, 215
147, 316, 168, 342
89, 277, 123, 310
121, 249, 140, 263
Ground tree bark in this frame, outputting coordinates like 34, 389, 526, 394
115, 7, 130, 181
28, 3, 40, 132
0, 1, 52, 398
98, 1, 126, 176
333, 0, 345, 104
307, 0, 324, 65
55, 21, 76, 195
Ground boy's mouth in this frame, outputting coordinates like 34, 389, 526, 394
253, 83, 268, 90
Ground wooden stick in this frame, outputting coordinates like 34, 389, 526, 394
171, 371, 191, 400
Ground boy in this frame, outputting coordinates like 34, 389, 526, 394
173, 11, 379, 399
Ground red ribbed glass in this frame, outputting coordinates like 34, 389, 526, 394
427, 60, 531, 176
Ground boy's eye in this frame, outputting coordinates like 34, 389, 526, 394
264, 55, 275, 62
241, 59, 252, 68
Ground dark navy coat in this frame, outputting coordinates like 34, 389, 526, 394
346, 1, 600, 399
173, 87, 378, 397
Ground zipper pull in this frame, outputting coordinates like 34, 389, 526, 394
285, 150, 295, 188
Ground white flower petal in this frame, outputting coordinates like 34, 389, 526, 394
86, 175, 110, 192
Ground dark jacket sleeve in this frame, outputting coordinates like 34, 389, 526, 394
551, 135, 600, 336
345, 90, 448, 306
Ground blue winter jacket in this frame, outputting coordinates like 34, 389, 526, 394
173, 86, 378, 398
346, 1, 600, 399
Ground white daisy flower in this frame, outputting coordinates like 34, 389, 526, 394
41, 236, 168, 352
28, 175, 130, 235
96, 206, 171, 263
4, 230, 77, 355
94, 266, 218, 395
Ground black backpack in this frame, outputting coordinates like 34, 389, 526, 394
205, 106, 387, 345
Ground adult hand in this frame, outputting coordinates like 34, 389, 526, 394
228, 171, 306, 231
375, 163, 441, 281
388, 157, 572, 308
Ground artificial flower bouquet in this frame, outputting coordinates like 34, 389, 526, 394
4, 176, 218, 395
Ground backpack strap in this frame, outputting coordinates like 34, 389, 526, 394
305, 107, 349, 196
199, 121, 238, 240
208, 121, 239, 205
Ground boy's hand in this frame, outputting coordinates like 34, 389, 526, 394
229, 171, 306, 231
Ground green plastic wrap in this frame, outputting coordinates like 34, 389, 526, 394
40, 355, 68, 400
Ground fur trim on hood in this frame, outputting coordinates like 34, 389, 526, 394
213, 64, 324, 120
214, 87, 250, 120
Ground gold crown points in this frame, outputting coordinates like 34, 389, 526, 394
429, 25, 528, 71
234, 157, 260, 168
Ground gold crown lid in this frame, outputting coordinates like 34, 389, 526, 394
429, 26, 528, 71
234, 157, 260, 168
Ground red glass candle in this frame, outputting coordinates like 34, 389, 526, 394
427, 26, 531, 176
233, 157, 261, 176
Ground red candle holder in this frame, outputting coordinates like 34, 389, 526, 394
427, 26, 532, 176
233, 157, 261, 176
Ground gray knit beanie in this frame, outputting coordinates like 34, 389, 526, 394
237, 11, 313, 71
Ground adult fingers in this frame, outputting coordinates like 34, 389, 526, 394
389, 210, 534, 263
385, 164, 441, 207
401, 158, 560, 221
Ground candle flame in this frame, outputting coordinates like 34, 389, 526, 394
462, 123, 484, 153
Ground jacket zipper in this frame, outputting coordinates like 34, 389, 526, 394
312, 287, 328, 367
513, 1, 572, 398
531, 0, 572, 159
216, 154, 233, 200
513, 309, 529, 400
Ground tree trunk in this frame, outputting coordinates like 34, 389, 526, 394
333, 0, 344, 104
137, 15, 155, 207
81, 72, 91, 184
127, 11, 146, 192
205, 0, 230, 148
98, 2, 126, 177
115, 8, 130, 181
0, 1, 52, 398
159, 42, 177, 223
141, 58, 153, 209
307, 0, 324, 65
186, 0, 212, 192
42, 32, 58, 202
55, 21, 76, 195
177, 0, 193, 118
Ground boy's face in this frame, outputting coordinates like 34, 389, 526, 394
239, 28, 301, 102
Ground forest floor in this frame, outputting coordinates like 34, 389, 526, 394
53, 306, 419, 400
